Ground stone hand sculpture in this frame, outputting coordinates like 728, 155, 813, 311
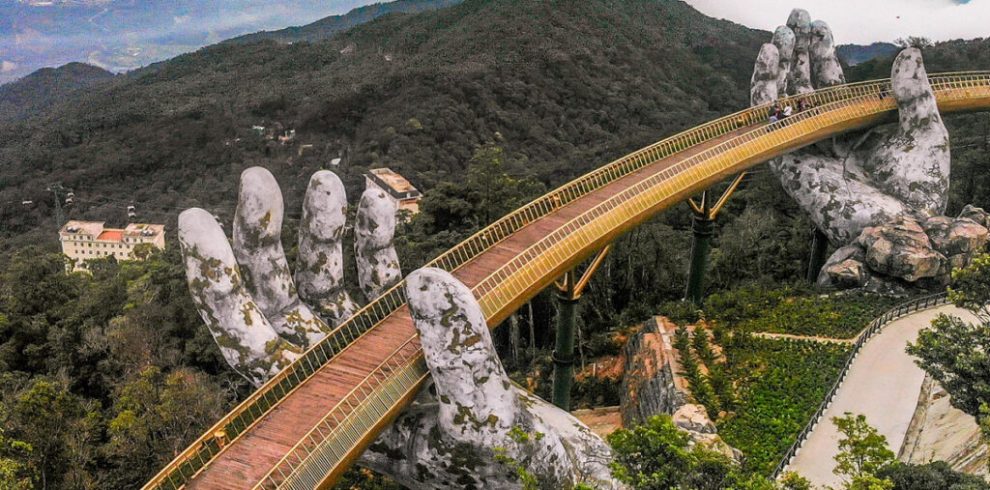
363, 268, 620, 489
178, 167, 398, 386
178, 167, 620, 489
750, 9, 989, 289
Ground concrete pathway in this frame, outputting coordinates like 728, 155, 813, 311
786, 305, 978, 487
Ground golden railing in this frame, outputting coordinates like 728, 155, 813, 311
144, 72, 990, 490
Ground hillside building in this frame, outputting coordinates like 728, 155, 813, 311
60, 220, 165, 272
364, 168, 422, 216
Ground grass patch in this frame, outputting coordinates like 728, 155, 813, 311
715, 335, 851, 475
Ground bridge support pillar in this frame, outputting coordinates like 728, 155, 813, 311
806, 228, 829, 283
552, 284, 578, 411
551, 245, 611, 411
685, 213, 715, 307
683, 172, 747, 307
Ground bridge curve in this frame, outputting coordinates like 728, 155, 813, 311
145, 73, 990, 490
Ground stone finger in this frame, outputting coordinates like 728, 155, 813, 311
810, 20, 845, 87
772, 25, 795, 95
750, 43, 780, 106
178, 208, 301, 386
354, 188, 401, 300
405, 268, 516, 433
233, 166, 328, 347
786, 8, 813, 94
295, 171, 358, 326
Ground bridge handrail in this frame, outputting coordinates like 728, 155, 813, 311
770, 292, 950, 479
468, 75, 990, 318
143, 72, 990, 490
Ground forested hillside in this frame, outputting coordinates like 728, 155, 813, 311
0, 0, 768, 254
225, 0, 464, 45
0, 63, 114, 122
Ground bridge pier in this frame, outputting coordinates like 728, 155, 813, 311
806, 228, 830, 283
551, 245, 611, 411
685, 211, 715, 306
683, 172, 747, 307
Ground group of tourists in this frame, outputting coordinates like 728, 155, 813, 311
768, 98, 812, 124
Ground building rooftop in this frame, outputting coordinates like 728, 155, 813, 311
61, 220, 165, 242
368, 168, 420, 196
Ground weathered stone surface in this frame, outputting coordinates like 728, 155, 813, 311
178, 208, 301, 386
232, 167, 328, 347
867, 48, 950, 216
354, 188, 402, 300
672, 403, 716, 435
809, 20, 844, 88
360, 268, 620, 489
620, 317, 687, 427
785, 8, 813, 95
294, 171, 358, 325
923, 216, 989, 257
751, 43, 780, 107
857, 217, 945, 282
820, 257, 869, 288
958, 204, 990, 228
771, 26, 795, 96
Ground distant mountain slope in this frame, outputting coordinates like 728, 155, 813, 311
225, 0, 464, 45
0, 0, 768, 252
0, 62, 114, 121
836, 42, 899, 66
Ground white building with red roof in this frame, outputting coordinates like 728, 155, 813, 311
59, 220, 165, 272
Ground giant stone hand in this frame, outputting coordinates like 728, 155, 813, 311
751, 9, 988, 289
178, 167, 395, 386
178, 168, 620, 489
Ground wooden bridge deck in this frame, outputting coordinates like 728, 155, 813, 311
185, 125, 752, 489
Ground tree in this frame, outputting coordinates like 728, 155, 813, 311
832, 413, 895, 489
607, 415, 773, 490
877, 461, 990, 490
908, 254, 990, 417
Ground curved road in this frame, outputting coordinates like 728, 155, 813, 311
787, 305, 978, 487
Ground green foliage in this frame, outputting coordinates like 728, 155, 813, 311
909, 254, 990, 418
877, 461, 990, 490
702, 285, 903, 339
0, 246, 241, 487
716, 336, 851, 475
832, 413, 896, 488
607, 415, 753, 490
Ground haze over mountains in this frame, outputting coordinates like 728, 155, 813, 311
0, 0, 456, 84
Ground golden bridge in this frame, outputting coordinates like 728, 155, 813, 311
144, 73, 990, 489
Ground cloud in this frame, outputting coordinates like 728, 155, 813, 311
684, 0, 990, 44
1, 61, 18, 73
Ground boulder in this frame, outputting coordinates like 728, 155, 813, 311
672, 404, 717, 435
958, 204, 990, 228
923, 216, 989, 257
857, 217, 945, 282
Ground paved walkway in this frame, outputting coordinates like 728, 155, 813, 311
787, 305, 978, 487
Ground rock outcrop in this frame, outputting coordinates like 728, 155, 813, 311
818, 211, 989, 289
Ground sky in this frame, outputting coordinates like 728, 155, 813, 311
683, 0, 987, 45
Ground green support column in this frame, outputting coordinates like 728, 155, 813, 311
551, 286, 578, 411
684, 214, 715, 306
806, 228, 829, 283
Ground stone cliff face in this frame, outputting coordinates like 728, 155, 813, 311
751, 9, 988, 290
901, 376, 989, 479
